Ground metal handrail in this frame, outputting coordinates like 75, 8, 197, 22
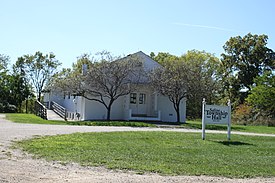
35, 101, 47, 120
51, 101, 67, 121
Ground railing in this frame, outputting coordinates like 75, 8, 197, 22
51, 101, 67, 121
35, 101, 47, 120
43, 101, 50, 109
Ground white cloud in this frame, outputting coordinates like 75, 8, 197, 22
172, 22, 244, 33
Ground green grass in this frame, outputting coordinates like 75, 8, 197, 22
17, 131, 275, 178
184, 120, 275, 134
5, 113, 275, 134
5, 113, 155, 127
68, 121, 155, 127
5, 113, 68, 125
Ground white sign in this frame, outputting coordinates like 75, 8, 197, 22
204, 105, 229, 124
202, 99, 231, 140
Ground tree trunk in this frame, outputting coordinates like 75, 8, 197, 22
18, 103, 22, 113
26, 99, 28, 113
38, 92, 41, 102
106, 100, 114, 121
173, 102, 181, 123
176, 107, 180, 123
107, 107, 111, 121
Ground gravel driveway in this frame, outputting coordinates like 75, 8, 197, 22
0, 114, 274, 183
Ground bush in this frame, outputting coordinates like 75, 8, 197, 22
233, 104, 253, 125
0, 103, 18, 113
6, 104, 17, 113
233, 103, 275, 126
66, 121, 155, 127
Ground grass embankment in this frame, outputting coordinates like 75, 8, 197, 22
17, 131, 275, 178
5, 113, 68, 125
5, 113, 155, 127
183, 120, 275, 134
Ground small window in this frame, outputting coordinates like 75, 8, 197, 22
130, 93, 137, 104
139, 93, 146, 104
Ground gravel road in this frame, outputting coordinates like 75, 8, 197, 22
0, 114, 274, 183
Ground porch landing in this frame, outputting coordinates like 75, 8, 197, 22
128, 110, 161, 121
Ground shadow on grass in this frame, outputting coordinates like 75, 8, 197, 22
213, 140, 254, 146
184, 122, 246, 131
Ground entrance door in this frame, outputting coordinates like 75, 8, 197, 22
138, 93, 146, 114
129, 92, 147, 115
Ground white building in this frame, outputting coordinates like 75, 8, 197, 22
44, 51, 186, 123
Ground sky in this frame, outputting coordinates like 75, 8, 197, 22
1, 0, 275, 69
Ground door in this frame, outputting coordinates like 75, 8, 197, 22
138, 93, 146, 114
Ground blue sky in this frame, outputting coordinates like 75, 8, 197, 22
1, 0, 275, 68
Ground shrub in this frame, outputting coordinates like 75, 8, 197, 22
233, 104, 253, 125
0, 103, 17, 113
233, 104, 275, 126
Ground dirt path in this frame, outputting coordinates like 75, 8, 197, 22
0, 114, 274, 183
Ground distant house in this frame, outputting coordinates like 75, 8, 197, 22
44, 51, 186, 122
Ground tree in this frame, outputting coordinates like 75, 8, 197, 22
15, 52, 61, 102
183, 50, 221, 118
0, 54, 11, 111
10, 62, 33, 112
151, 52, 178, 65
150, 58, 194, 122
0, 54, 33, 112
55, 52, 143, 121
0, 54, 9, 72
151, 51, 220, 119
220, 33, 275, 105
246, 71, 275, 118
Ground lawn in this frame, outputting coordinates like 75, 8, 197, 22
5, 113, 155, 127
5, 113, 275, 134
184, 120, 275, 134
5, 113, 68, 125
17, 131, 275, 178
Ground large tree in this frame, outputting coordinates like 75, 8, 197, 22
0, 54, 32, 112
183, 50, 221, 118
11, 61, 33, 112
150, 57, 194, 122
151, 50, 220, 119
220, 33, 275, 105
0, 54, 11, 111
150, 52, 178, 65
16, 51, 61, 101
246, 71, 275, 118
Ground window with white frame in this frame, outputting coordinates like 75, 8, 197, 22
139, 93, 146, 104
130, 93, 137, 104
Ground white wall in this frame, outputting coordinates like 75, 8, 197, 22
51, 94, 84, 120
49, 92, 65, 106
157, 95, 186, 123
111, 97, 125, 120
84, 96, 124, 120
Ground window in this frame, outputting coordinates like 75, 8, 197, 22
139, 93, 146, 104
130, 93, 137, 104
